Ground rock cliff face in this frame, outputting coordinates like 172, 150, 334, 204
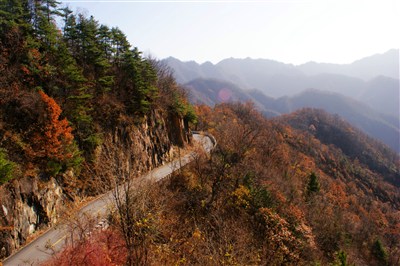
0, 110, 188, 259
0, 176, 65, 258
91, 110, 185, 188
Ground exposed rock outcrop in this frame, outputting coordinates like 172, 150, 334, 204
0, 109, 188, 259
0, 176, 64, 256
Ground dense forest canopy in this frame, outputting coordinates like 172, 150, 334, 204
45, 103, 400, 265
0, 0, 196, 183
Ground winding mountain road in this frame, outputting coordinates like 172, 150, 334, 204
3, 133, 214, 266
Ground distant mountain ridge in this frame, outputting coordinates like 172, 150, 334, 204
163, 49, 399, 117
184, 78, 400, 153
298, 49, 399, 80
165, 49, 399, 84
163, 50, 399, 153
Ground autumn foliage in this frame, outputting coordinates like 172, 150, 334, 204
43, 103, 399, 266
30, 90, 74, 162
1, 1, 399, 264
42, 229, 126, 266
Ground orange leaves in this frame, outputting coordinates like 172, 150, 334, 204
31, 91, 74, 162
28, 48, 41, 60
328, 181, 348, 208
20, 48, 54, 86
20, 65, 30, 75
258, 208, 302, 263
287, 204, 304, 221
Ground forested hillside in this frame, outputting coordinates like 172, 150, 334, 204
0, 0, 196, 258
45, 103, 400, 265
1, 1, 399, 265
0, 0, 198, 183
184, 78, 399, 153
164, 54, 399, 153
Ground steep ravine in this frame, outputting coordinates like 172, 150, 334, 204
0, 110, 188, 259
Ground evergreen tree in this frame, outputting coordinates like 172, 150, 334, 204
74, 15, 114, 93
372, 239, 388, 265
52, 35, 96, 152
28, 0, 61, 45
39, 0, 61, 24
306, 172, 320, 196
61, 7, 78, 51
121, 48, 157, 115
97, 24, 114, 61
0, 0, 32, 32
110, 27, 130, 67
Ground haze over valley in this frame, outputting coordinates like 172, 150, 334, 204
163, 49, 400, 152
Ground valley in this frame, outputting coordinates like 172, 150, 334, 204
0, 1, 399, 265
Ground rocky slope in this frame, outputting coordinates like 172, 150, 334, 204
0, 1, 197, 259
0, 110, 188, 259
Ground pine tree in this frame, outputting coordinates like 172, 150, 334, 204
97, 25, 114, 61
52, 36, 97, 152
61, 7, 78, 51
74, 15, 114, 93
28, 0, 61, 46
306, 172, 320, 196
372, 240, 388, 265
121, 48, 157, 115
0, 0, 32, 32
110, 27, 130, 67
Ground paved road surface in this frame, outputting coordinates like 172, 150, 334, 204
3, 133, 214, 266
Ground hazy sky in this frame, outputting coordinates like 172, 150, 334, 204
62, 0, 399, 65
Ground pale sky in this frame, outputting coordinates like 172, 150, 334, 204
62, 0, 399, 65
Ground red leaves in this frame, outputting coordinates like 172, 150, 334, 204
43, 229, 127, 266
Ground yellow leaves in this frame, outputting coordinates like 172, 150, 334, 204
134, 216, 152, 230
192, 228, 201, 239
220, 244, 239, 266
230, 185, 251, 209
175, 257, 187, 265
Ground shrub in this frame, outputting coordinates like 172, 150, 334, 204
0, 149, 16, 184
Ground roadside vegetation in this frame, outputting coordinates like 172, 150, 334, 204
1, 1, 398, 265
45, 103, 399, 265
